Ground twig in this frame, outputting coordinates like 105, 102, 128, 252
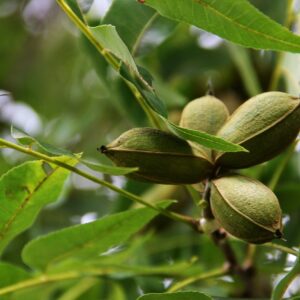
202, 180, 257, 296
56, 0, 163, 129
264, 243, 299, 256
0, 138, 198, 229
167, 266, 228, 292
0, 271, 82, 296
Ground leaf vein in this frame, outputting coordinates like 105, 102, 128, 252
0, 165, 58, 241
193, 0, 300, 50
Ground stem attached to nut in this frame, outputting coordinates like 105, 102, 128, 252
202, 179, 257, 296
202, 180, 238, 269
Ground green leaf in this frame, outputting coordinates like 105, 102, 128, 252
142, 90, 168, 118
10, 126, 36, 146
60, 1, 168, 119
271, 253, 300, 300
102, 0, 155, 52
11, 126, 75, 157
89, 25, 167, 117
56, 257, 197, 278
137, 292, 212, 300
57, 278, 99, 300
120, 64, 168, 117
144, 0, 300, 53
22, 201, 172, 271
0, 157, 76, 254
0, 262, 31, 288
89, 25, 138, 73
165, 120, 248, 153
107, 283, 126, 300
11, 127, 137, 176
80, 159, 138, 176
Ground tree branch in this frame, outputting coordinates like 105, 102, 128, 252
0, 138, 198, 229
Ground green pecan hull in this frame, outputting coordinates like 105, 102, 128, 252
101, 128, 213, 184
210, 175, 282, 244
215, 92, 300, 168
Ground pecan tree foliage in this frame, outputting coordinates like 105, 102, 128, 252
0, 0, 299, 299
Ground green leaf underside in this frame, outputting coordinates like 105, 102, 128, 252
137, 291, 212, 300
0, 157, 76, 255
80, 159, 139, 175
11, 126, 75, 157
144, 0, 300, 53
22, 201, 172, 271
165, 120, 248, 153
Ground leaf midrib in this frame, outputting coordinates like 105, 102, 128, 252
194, 0, 300, 49
0, 165, 58, 245
169, 123, 245, 152
43, 213, 149, 271
157, 0, 300, 51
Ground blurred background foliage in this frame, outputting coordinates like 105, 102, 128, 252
0, 0, 299, 298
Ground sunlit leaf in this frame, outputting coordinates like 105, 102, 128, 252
143, 0, 300, 52
90, 25, 138, 73
0, 157, 77, 254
